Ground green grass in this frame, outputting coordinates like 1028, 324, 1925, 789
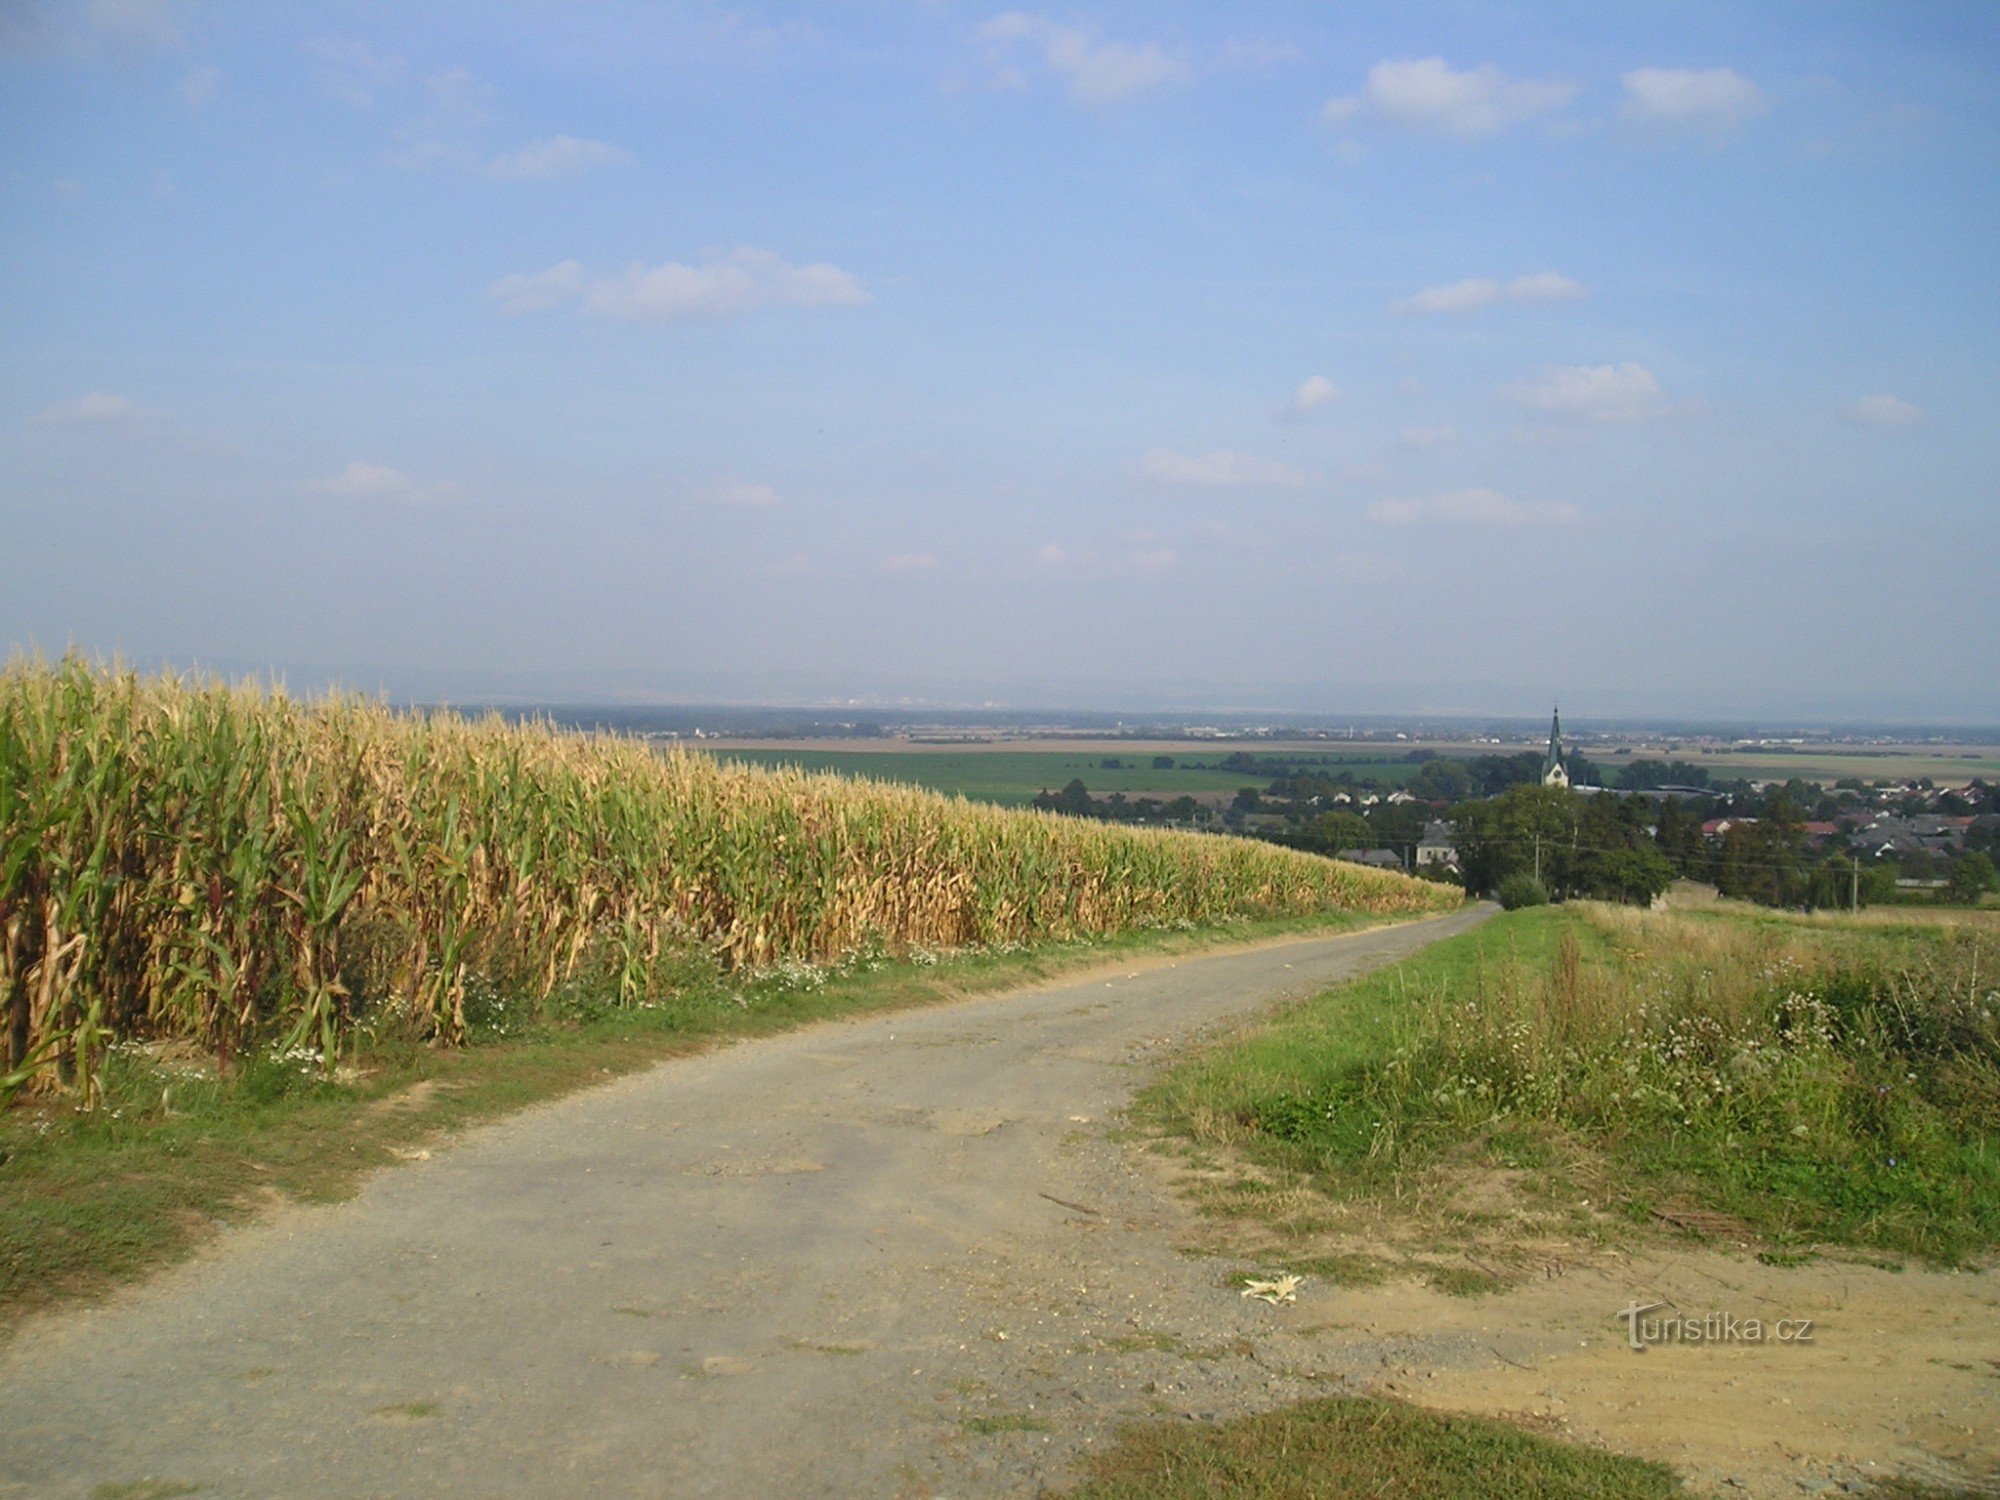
1063, 1393, 1683, 1498
0, 908, 1388, 1331
960, 1413, 1051, 1435
1142, 904, 2000, 1265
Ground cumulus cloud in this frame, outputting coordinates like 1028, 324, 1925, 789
1396, 271, 1587, 314
1324, 57, 1578, 139
487, 260, 587, 314
1139, 449, 1308, 489
697, 479, 783, 509
309, 461, 455, 504
1620, 67, 1768, 131
978, 13, 1191, 105
1397, 277, 1500, 314
490, 249, 866, 321
484, 135, 632, 180
880, 552, 941, 574
1505, 270, 1589, 304
33, 391, 138, 426
1840, 394, 1923, 428
1505, 362, 1668, 423
1367, 488, 1584, 528
1285, 375, 1341, 415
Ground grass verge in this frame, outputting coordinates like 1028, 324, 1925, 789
1062, 1393, 1684, 1499
1141, 903, 2000, 1268
0, 908, 1398, 1332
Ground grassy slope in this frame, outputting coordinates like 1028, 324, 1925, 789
0, 910, 1386, 1331
1142, 904, 2000, 1264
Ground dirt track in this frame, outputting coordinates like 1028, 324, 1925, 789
0, 910, 1490, 1498
8, 902, 1991, 1498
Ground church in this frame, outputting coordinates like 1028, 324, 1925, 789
1541, 707, 1570, 789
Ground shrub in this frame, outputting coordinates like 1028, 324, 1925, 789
1496, 874, 1550, 910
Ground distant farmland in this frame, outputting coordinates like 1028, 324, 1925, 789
692, 747, 1431, 807
691, 738, 2000, 804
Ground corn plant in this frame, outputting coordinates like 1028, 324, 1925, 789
0, 656, 1459, 1101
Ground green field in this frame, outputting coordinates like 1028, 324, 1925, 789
695, 748, 1417, 806
692, 742, 2000, 805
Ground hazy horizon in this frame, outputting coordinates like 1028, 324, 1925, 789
5, 3, 1996, 723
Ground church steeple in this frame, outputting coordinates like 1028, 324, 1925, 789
1541, 704, 1570, 788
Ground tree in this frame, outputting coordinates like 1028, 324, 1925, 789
1947, 851, 1997, 905
1408, 757, 1473, 804
1584, 846, 1675, 905
1304, 811, 1373, 855
1654, 797, 1707, 878
1714, 793, 1808, 907
1451, 786, 1581, 897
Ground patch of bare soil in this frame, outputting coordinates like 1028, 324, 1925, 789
1148, 1147, 2000, 1497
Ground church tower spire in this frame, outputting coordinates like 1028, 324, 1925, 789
1541, 704, 1570, 788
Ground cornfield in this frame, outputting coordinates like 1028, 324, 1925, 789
0, 659, 1457, 1103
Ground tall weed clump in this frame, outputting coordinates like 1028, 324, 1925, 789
0, 658, 1457, 1102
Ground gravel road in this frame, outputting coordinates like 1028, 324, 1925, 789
0, 908, 1490, 1499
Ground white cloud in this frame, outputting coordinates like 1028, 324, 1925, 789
1621, 67, 1769, 131
1367, 488, 1584, 528
880, 551, 940, 573
176, 62, 221, 108
491, 249, 866, 321
484, 135, 632, 180
487, 260, 588, 314
1324, 57, 1579, 139
978, 13, 1191, 105
85, 0, 182, 54
1505, 271, 1589, 304
697, 479, 783, 509
1505, 362, 1668, 423
1031, 541, 1177, 575
1396, 271, 1587, 314
1840, 394, 1923, 428
309, 460, 455, 504
311, 40, 407, 110
1139, 449, 1308, 489
1397, 277, 1500, 314
1285, 375, 1341, 415
33, 391, 137, 426
1398, 426, 1456, 450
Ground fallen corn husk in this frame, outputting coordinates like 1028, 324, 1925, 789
1239, 1273, 1302, 1305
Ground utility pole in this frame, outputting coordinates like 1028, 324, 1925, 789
1851, 855, 1860, 914
1533, 834, 1542, 885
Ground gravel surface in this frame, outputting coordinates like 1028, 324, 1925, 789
0, 908, 1491, 1499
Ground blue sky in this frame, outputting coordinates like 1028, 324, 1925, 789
3, 1, 1996, 720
